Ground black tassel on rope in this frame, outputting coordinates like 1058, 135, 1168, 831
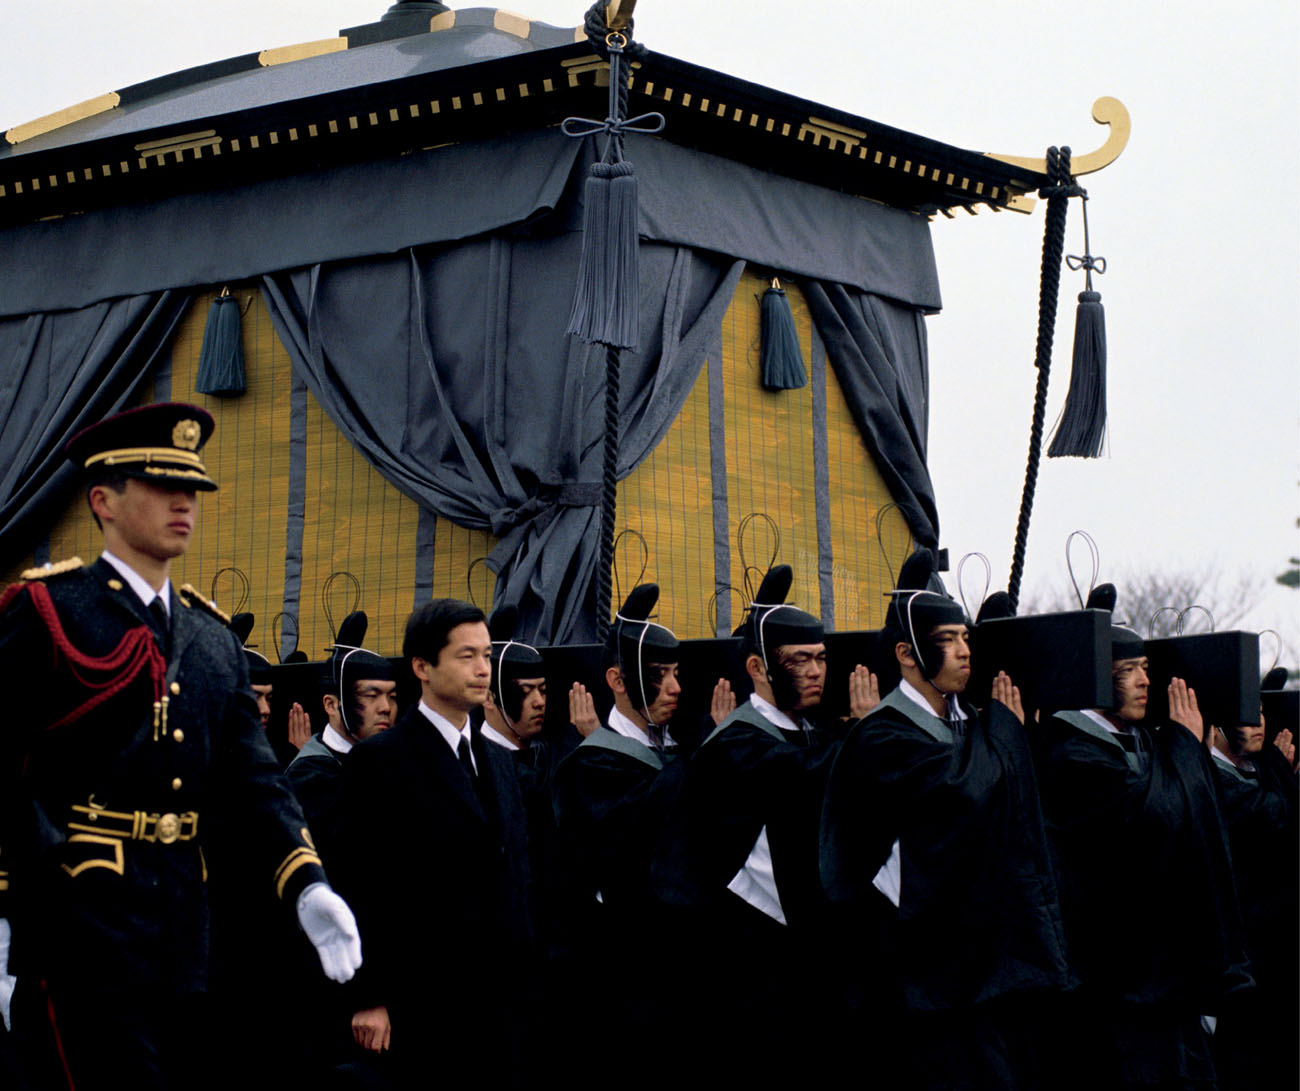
563, 3, 665, 640
1049, 195, 1108, 457
195, 289, 246, 396
760, 279, 807, 390
563, 5, 663, 351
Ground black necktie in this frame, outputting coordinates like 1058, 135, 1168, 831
457, 735, 477, 783
148, 598, 170, 656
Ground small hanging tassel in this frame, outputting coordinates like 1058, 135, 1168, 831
1048, 288, 1107, 457
195, 290, 247, 396
759, 280, 807, 390
567, 160, 640, 349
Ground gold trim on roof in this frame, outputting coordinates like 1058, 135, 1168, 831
431, 11, 456, 31
259, 39, 347, 68
985, 96, 1130, 178
6, 92, 121, 145
493, 11, 533, 39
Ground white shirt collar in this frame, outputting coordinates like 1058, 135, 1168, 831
417, 699, 476, 771
607, 704, 654, 747
1209, 743, 1237, 770
898, 678, 967, 721
101, 550, 170, 616
1082, 708, 1128, 735
481, 724, 520, 751
749, 692, 803, 733
322, 724, 353, 754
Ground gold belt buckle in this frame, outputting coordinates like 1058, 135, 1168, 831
155, 812, 181, 844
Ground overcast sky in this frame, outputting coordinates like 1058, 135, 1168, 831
5, 1, 1298, 659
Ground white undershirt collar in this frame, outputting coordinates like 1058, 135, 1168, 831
749, 691, 804, 733
322, 724, 353, 754
898, 677, 967, 722
481, 724, 520, 751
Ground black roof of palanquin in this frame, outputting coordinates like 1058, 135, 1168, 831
0, 5, 1050, 229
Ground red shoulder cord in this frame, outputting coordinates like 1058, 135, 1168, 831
0, 581, 166, 731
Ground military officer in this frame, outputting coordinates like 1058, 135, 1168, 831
0, 402, 361, 1090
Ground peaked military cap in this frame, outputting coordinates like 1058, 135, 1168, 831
66, 402, 218, 491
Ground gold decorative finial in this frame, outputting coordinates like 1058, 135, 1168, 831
985, 96, 1131, 178
605, 1, 637, 32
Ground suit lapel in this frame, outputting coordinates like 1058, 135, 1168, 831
406, 709, 488, 825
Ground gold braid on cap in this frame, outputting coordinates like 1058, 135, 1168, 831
83, 447, 206, 470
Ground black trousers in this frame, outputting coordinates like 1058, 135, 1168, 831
11, 978, 209, 1091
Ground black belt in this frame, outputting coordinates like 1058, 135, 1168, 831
68, 801, 199, 845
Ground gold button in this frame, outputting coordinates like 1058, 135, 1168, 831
171, 777, 183, 791
170, 682, 181, 695
172, 729, 185, 743
107, 579, 123, 591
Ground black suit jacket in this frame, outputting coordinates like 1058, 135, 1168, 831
332, 704, 534, 1032
0, 557, 325, 996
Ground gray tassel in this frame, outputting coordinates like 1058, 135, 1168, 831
760, 280, 807, 390
567, 160, 640, 349
195, 290, 246, 396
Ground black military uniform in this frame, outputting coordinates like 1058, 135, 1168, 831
0, 404, 330, 1090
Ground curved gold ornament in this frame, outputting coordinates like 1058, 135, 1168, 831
985, 96, 1130, 178
605, 1, 637, 32
172, 419, 201, 451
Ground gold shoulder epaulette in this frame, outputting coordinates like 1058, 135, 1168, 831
178, 583, 231, 624
21, 556, 84, 580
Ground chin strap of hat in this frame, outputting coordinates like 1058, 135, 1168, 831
563, 3, 664, 642
1008, 146, 1081, 612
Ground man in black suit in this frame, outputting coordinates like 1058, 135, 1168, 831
333, 598, 534, 1088
0, 403, 360, 1090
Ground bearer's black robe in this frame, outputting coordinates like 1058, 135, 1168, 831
821, 688, 1073, 1090
552, 725, 686, 1089
654, 700, 842, 1085
1208, 746, 1297, 1091
1041, 712, 1253, 1090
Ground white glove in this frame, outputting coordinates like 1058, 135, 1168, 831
296, 883, 362, 983
0, 917, 15, 1032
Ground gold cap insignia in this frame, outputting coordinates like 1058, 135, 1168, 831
172, 419, 202, 451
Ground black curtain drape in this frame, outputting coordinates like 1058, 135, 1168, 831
262, 237, 743, 643
804, 280, 940, 549
0, 290, 193, 569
